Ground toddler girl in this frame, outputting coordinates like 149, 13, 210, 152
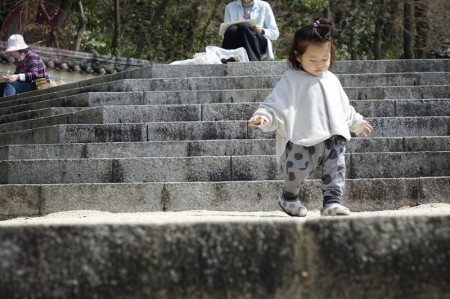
248, 18, 372, 217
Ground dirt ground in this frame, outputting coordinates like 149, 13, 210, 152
1, 203, 449, 226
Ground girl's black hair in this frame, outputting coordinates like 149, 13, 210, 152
287, 18, 336, 70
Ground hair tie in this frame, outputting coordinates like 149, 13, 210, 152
313, 21, 320, 28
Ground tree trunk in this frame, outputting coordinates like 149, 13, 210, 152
112, 0, 120, 55
373, 0, 384, 59
349, 0, 358, 60
380, 0, 400, 57
74, 0, 87, 52
147, 0, 171, 34
59, 0, 77, 15
200, 0, 222, 43
143, 0, 171, 58
326, 0, 336, 22
414, 0, 429, 58
403, 0, 415, 59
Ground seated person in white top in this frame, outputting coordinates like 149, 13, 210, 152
222, 0, 279, 61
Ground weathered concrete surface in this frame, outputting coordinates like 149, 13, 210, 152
1, 100, 448, 133
0, 206, 449, 299
345, 85, 450, 100
0, 107, 88, 124
1, 178, 449, 218
0, 60, 448, 111
5, 115, 443, 146
0, 123, 148, 146
302, 210, 450, 299
84, 73, 450, 93
226, 59, 450, 76
0, 139, 275, 160
1, 137, 449, 160
1, 85, 448, 119
249, 117, 450, 140
1, 152, 449, 184
0, 63, 226, 107
0, 214, 304, 299
0, 59, 448, 299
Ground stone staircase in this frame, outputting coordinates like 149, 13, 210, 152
0, 59, 449, 298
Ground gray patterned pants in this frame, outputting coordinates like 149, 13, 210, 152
282, 136, 346, 206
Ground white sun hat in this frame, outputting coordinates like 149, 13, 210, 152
5, 34, 29, 52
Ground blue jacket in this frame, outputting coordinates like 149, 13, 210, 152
224, 0, 279, 60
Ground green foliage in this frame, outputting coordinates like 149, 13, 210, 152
1, 0, 447, 61
337, 7, 375, 60
289, 0, 328, 12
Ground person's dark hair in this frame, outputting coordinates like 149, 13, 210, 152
18, 48, 28, 54
287, 18, 336, 70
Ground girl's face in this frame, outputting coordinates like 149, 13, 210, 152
296, 42, 331, 76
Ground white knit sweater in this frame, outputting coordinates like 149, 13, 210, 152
253, 69, 367, 163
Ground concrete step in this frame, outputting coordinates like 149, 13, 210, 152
0, 105, 203, 133
251, 116, 449, 140
0, 123, 148, 145
0, 59, 447, 109
1, 84, 449, 117
0, 95, 92, 116
0, 107, 89, 125
0, 90, 269, 115
0, 208, 448, 299
0, 116, 447, 145
71, 85, 450, 103
0, 59, 449, 298
352, 99, 450, 117
1, 136, 449, 160
1, 151, 448, 184
195, 99, 450, 120
0, 63, 226, 106
0, 139, 274, 160
1, 178, 449, 217
61, 73, 449, 94
0, 72, 448, 110
165, 59, 450, 77
226, 59, 450, 76
1, 99, 448, 132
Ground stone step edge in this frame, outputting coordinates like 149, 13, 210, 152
1, 150, 448, 161
0, 116, 448, 135
227, 58, 450, 75
1, 153, 448, 184
1, 136, 448, 160
1, 99, 450, 127
3, 98, 450, 114
1, 84, 449, 113
0, 58, 448, 106
1, 177, 448, 218
0, 210, 448, 299
0, 107, 91, 125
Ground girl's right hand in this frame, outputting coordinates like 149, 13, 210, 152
248, 116, 267, 126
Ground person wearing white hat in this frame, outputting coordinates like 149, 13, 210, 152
1, 34, 49, 97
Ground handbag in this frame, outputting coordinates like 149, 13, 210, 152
34, 78, 48, 90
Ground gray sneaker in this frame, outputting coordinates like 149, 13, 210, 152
320, 203, 351, 216
278, 193, 307, 217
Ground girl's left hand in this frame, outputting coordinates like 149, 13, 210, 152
356, 122, 373, 137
